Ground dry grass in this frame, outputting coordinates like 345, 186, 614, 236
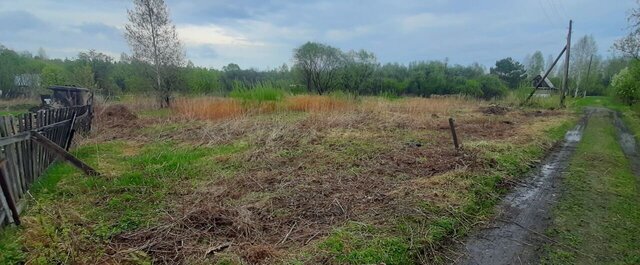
285, 95, 353, 112
173, 97, 245, 120
171, 95, 481, 125
0, 97, 39, 107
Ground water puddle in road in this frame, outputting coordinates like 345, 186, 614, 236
613, 112, 640, 176
456, 109, 591, 265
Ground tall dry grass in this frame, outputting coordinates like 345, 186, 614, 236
285, 95, 353, 112
173, 97, 245, 120
362, 96, 480, 116
171, 94, 481, 122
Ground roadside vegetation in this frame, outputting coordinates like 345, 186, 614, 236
542, 108, 640, 264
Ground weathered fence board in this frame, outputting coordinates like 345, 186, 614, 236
0, 105, 92, 227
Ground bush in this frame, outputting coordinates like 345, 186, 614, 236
460, 79, 483, 98
613, 65, 640, 105
476, 75, 508, 99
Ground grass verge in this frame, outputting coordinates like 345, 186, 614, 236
542, 111, 640, 264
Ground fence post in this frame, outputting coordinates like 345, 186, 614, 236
449, 118, 460, 151
65, 111, 77, 150
0, 159, 20, 225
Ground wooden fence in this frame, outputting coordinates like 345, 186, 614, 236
0, 105, 93, 226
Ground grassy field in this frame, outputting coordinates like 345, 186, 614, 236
542, 109, 640, 264
0, 97, 39, 116
0, 94, 574, 264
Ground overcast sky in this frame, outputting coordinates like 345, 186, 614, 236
0, 0, 635, 70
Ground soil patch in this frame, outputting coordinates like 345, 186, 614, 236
480, 105, 510, 115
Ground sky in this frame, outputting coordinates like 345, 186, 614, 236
0, 0, 636, 70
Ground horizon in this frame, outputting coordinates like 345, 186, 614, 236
0, 0, 635, 70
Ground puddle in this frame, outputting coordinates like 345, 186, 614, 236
613, 112, 640, 176
456, 110, 590, 265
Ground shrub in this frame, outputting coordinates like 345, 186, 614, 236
460, 79, 483, 98
613, 66, 640, 105
476, 75, 508, 99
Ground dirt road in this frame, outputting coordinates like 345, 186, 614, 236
456, 109, 598, 265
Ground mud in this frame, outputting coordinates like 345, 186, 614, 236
456, 108, 593, 265
613, 111, 640, 176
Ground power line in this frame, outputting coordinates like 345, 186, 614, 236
538, 0, 558, 27
556, 0, 570, 20
546, 0, 564, 25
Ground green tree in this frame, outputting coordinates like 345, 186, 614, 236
293, 42, 344, 94
525, 51, 545, 77
41, 64, 68, 88
124, 0, 185, 107
70, 65, 96, 89
613, 63, 640, 104
186, 67, 220, 94
340, 49, 378, 93
490, 57, 526, 89
615, 3, 640, 59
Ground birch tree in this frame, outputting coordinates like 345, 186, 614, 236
124, 0, 184, 107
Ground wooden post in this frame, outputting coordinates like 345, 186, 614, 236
30, 131, 99, 176
583, 54, 593, 98
561, 20, 572, 108
0, 160, 20, 225
65, 112, 77, 150
449, 118, 460, 150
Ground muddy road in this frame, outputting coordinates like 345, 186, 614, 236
456, 107, 640, 264
455, 109, 595, 265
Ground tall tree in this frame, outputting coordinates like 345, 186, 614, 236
571, 35, 599, 95
124, 0, 184, 107
490, 57, 526, 89
293, 42, 344, 94
615, 2, 640, 59
525, 51, 545, 77
340, 49, 378, 93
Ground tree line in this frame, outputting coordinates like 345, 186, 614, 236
0, 0, 630, 105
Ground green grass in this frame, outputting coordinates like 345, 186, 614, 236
299, 118, 577, 264
574, 96, 640, 142
229, 83, 286, 102
502, 87, 565, 109
542, 111, 640, 264
0, 110, 28, 116
0, 140, 249, 264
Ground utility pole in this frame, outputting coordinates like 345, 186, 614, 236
560, 20, 572, 108
583, 54, 593, 98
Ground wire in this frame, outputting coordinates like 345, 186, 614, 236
538, 0, 558, 28
546, 0, 565, 24
557, 0, 570, 20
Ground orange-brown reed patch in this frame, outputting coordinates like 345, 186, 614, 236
285, 95, 353, 112
172, 95, 480, 122
173, 97, 245, 120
